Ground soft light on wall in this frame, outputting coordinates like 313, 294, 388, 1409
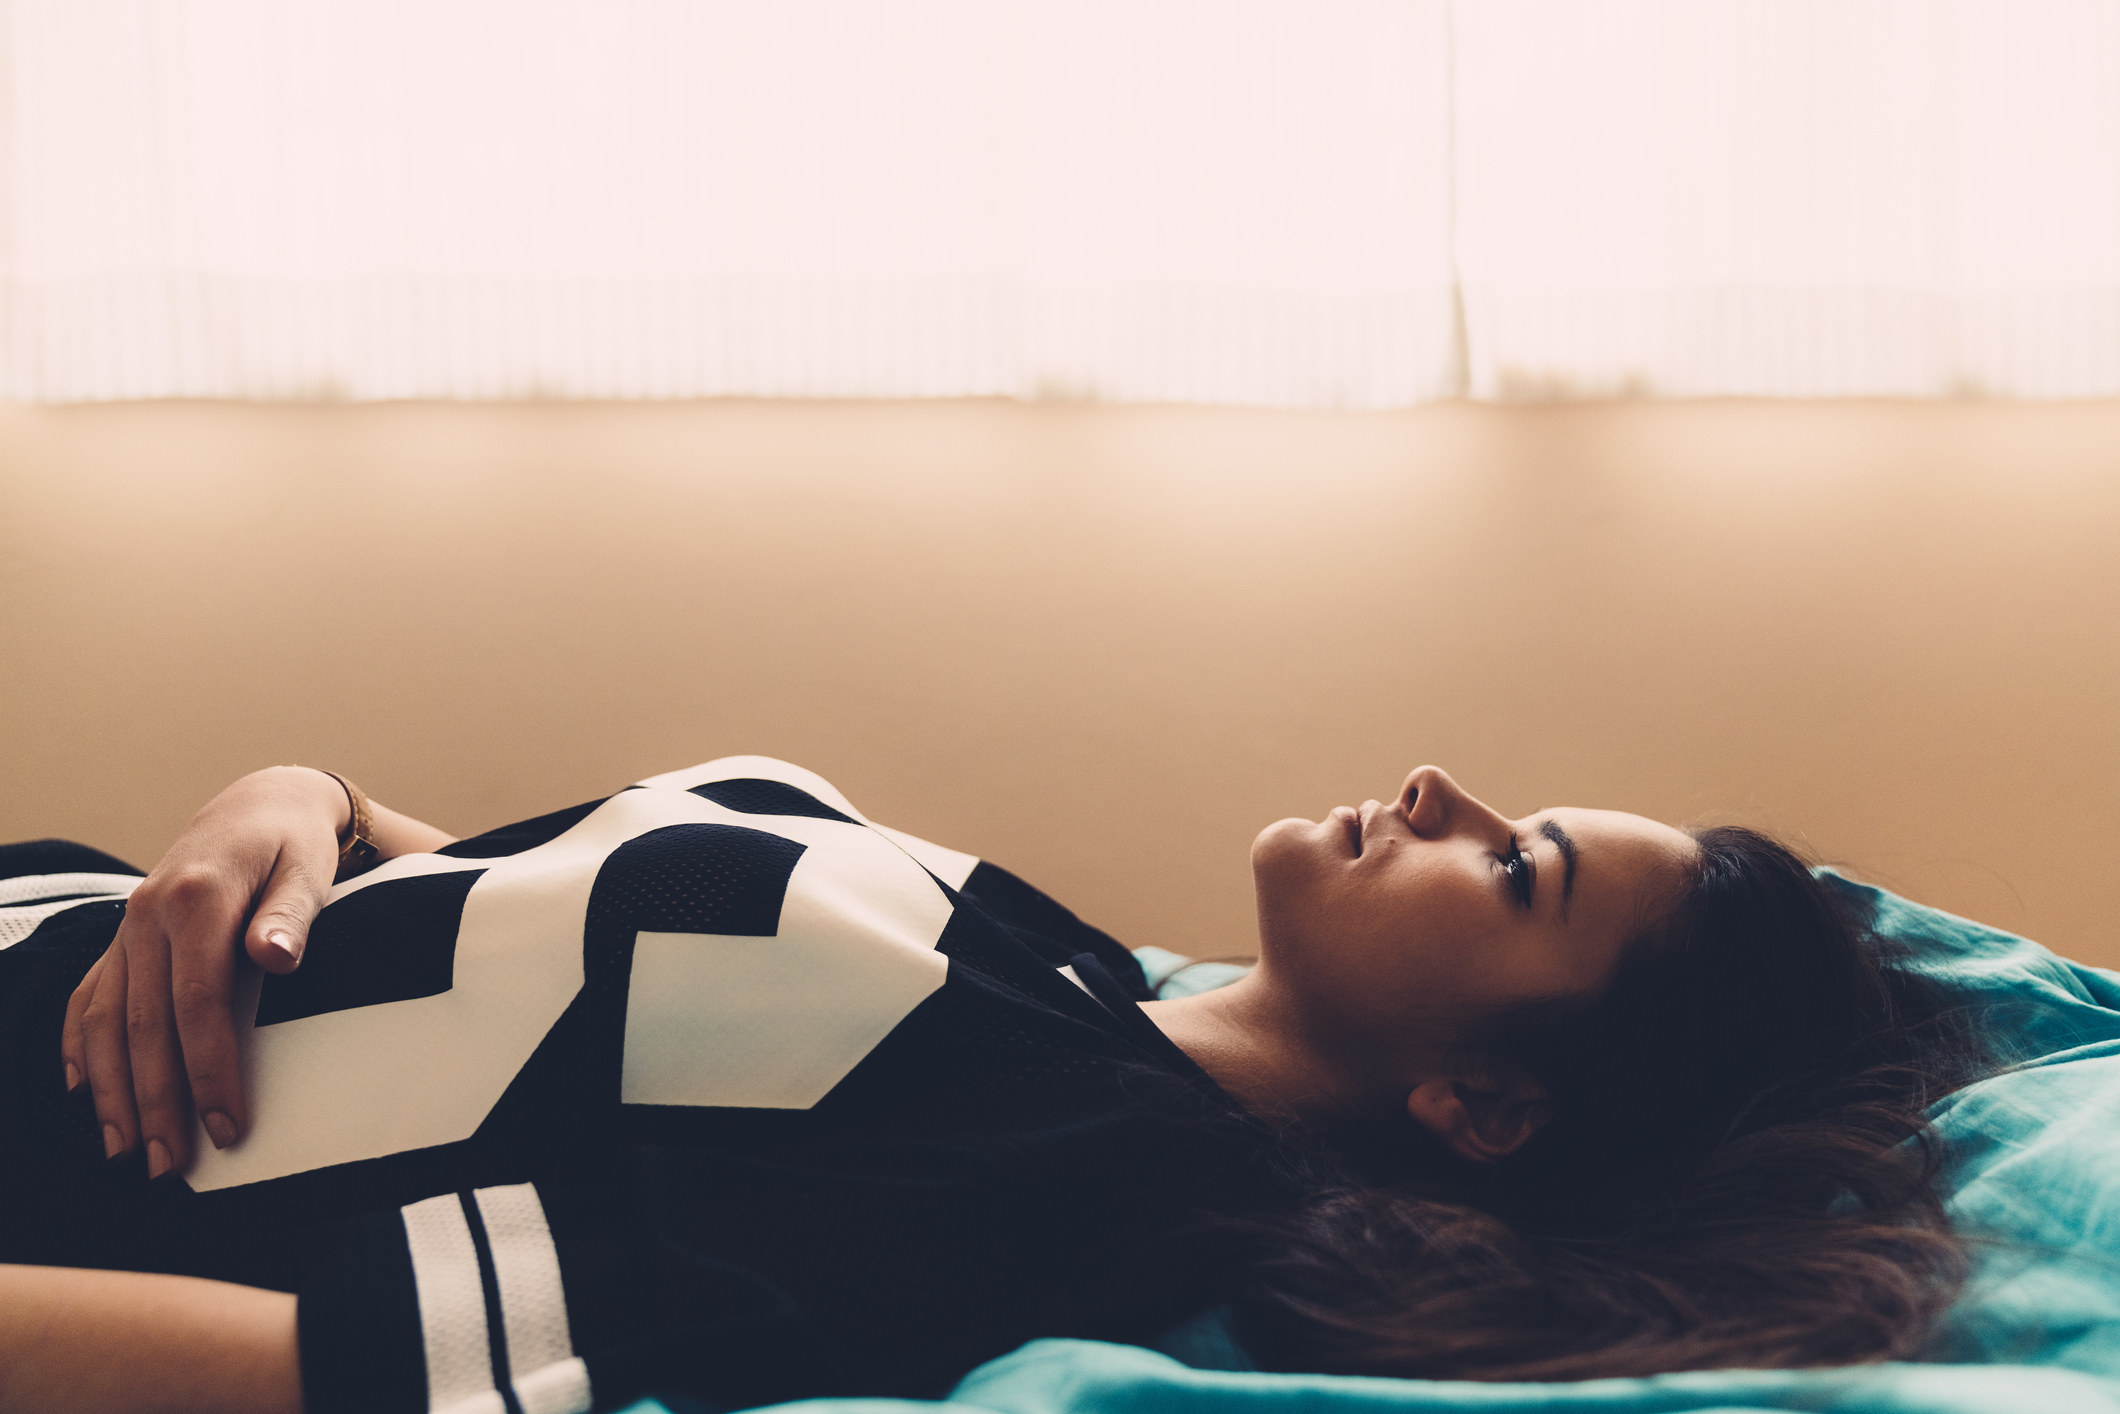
2, 0, 2117, 405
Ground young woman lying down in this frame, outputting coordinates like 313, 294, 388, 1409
0, 758, 1978, 1414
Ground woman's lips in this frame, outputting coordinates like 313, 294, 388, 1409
1332, 805, 1362, 856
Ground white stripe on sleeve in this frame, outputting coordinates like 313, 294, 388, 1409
0, 873, 142, 950
0, 871, 144, 906
473, 1185, 594, 1414
400, 1194, 507, 1414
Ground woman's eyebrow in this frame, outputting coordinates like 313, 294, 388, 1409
1539, 818, 1578, 919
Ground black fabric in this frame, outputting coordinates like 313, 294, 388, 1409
590, 823, 806, 937
297, 1212, 429, 1414
958, 860, 1153, 999
0, 801, 1274, 1413
0, 839, 143, 881
258, 870, 485, 1025
689, 778, 861, 826
437, 800, 605, 858
1069, 953, 1214, 1084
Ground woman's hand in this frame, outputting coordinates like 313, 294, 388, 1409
60, 766, 349, 1178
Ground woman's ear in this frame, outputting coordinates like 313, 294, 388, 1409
1405, 1075, 1553, 1163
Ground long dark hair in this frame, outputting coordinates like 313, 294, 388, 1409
1231, 826, 1984, 1380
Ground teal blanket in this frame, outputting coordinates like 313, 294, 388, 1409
639, 877, 2120, 1414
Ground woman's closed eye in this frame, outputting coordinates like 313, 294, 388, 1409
1499, 834, 1536, 908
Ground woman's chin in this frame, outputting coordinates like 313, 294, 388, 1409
1249, 816, 1346, 938
1250, 816, 1322, 867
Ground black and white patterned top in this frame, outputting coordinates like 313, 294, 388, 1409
0, 759, 1265, 1414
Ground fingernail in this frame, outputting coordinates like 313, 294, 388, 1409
146, 1138, 173, 1179
203, 1111, 237, 1149
64, 1062, 80, 1092
267, 929, 302, 963
102, 1124, 124, 1159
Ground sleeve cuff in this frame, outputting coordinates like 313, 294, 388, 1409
301, 1183, 595, 1414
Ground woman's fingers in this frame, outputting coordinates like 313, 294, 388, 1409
170, 848, 333, 1151
67, 903, 224, 1171
79, 941, 140, 1161
171, 891, 252, 1156
58, 767, 353, 1175
123, 898, 203, 1178
124, 864, 252, 1176
61, 952, 109, 1095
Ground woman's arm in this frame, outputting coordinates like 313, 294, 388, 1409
0, 1265, 298, 1414
59, 767, 457, 1178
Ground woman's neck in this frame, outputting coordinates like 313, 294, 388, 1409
1137, 967, 1379, 1122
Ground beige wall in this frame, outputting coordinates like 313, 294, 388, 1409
2, 399, 2115, 966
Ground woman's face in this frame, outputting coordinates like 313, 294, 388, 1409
1250, 765, 1698, 1079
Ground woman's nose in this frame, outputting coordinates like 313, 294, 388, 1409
1400, 765, 1510, 840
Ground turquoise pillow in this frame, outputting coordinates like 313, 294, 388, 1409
1824, 873, 2120, 1374
1133, 944, 1252, 999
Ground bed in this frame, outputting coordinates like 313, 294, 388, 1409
625, 874, 2120, 1414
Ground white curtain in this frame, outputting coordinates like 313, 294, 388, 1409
2, 0, 2117, 405
1454, 1, 2120, 399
